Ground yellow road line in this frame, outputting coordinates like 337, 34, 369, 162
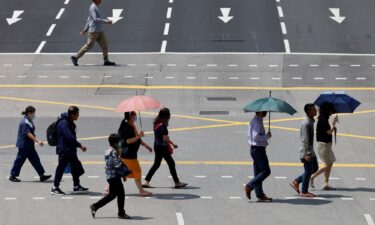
1, 84, 375, 91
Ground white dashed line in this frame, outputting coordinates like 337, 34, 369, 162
313, 197, 326, 200
350, 64, 361, 67
229, 77, 239, 80
228, 64, 238, 67
365, 214, 375, 225
0, 75, 6, 78
145, 76, 154, 79
103, 75, 112, 78
186, 76, 197, 80
272, 77, 281, 80
206, 64, 217, 67
221, 176, 233, 178
147, 64, 157, 67
165, 76, 175, 79
38, 76, 48, 79
187, 64, 197, 67
249, 64, 258, 67
35, 41, 47, 54
56, 8, 65, 20
309, 64, 319, 67
88, 176, 99, 179
269, 65, 279, 68
33, 197, 46, 200
166, 7, 172, 19
229, 196, 242, 199
163, 23, 170, 35
284, 39, 291, 54
200, 196, 213, 199
169, 0, 174, 3
250, 77, 259, 80
61, 197, 74, 200
161, 40, 167, 53
280, 22, 287, 35
314, 77, 325, 80
167, 64, 176, 67
59, 76, 69, 79
46, 24, 56, 36
277, 6, 284, 17
44, 64, 54, 66
341, 197, 354, 201
329, 64, 339, 67
275, 176, 287, 179
81, 76, 90, 79
355, 178, 367, 181
335, 77, 347, 80
24, 64, 33, 67
89, 196, 101, 200
208, 76, 218, 80
293, 77, 302, 80
64, 63, 73, 66
356, 77, 367, 80
195, 175, 206, 178
5, 197, 17, 200
3, 64, 12, 67
176, 212, 185, 225
17, 75, 26, 78
371, 65, 375, 67
127, 64, 137, 66
370, 198, 375, 201
62, 175, 72, 178
124, 75, 133, 78
289, 64, 299, 67
285, 197, 298, 200
329, 177, 341, 180
64, 0, 70, 4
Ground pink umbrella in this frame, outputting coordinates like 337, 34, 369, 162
116, 96, 163, 129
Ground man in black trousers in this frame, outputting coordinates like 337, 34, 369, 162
51, 106, 88, 195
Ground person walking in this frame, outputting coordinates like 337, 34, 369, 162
310, 102, 338, 190
90, 134, 131, 219
289, 104, 319, 197
71, 0, 115, 66
244, 111, 273, 202
51, 106, 88, 195
118, 111, 153, 197
142, 108, 187, 189
9, 106, 51, 182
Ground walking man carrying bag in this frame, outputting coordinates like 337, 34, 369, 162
71, 0, 116, 66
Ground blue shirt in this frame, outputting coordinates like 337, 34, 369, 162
83, 3, 106, 33
16, 116, 35, 149
248, 116, 269, 147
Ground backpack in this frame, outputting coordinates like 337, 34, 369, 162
46, 117, 63, 146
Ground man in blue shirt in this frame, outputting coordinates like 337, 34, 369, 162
51, 106, 88, 195
245, 111, 273, 202
71, 0, 115, 66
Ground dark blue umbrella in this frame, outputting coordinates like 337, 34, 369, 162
314, 91, 361, 113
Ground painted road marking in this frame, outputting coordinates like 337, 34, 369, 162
289, 64, 299, 67
329, 64, 339, 67
88, 176, 100, 179
277, 6, 284, 17
250, 77, 260, 80
35, 41, 46, 54
341, 197, 354, 201
200, 196, 213, 199
356, 178, 367, 181
164, 23, 170, 35
314, 77, 325, 80
166, 7, 172, 19
56, 8, 65, 20
195, 175, 206, 178
269, 65, 279, 67
293, 77, 302, 80
329, 177, 341, 180
46, 24, 56, 36
187, 64, 197, 67
173, 196, 185, 199
3, 64, 12, 67
147, 64, 157, 66
176, 212, 184, 225
33, 197, 46, 200
229, 196, 242, 199
335, 77, 347, 80
161, 40, 167, 53
221, 176, 233, 178
167, 64, 176, 67
228, 64, 238, 67
280, 22, 287, 34
5, 197, 17, 200
208, 77, 218, 80
61, 197, 74, 200
249, 64, 258, 67
38, 76, 48, 79
165, 76, 175, 79
64, 0, 70, 4
310, 64, 319, 67
206, 64, 217, 67
350, 64, 361, 67
275, 176, 287, 179
24, 64, 33, 67
89, 196, 101, 200
284, 39, 291, 53
365, 214, 375, 225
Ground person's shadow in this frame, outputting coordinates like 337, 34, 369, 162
334, 187, 375, 193
126, 193, 201, 200
95, 216, 153, 220
266, 198, 332, 206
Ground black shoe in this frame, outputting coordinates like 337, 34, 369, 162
40, 175, 52, 182
118, 213, 131, 219
51, 187, 66, 195
90, 205, 96, 218
103, 61, 116, 66
9, 176, 21, 182
73, 185, 89, 192
71, 56, 78, 66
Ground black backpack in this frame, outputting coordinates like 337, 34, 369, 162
46, 117, 63, 146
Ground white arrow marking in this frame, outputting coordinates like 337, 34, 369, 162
6, 10, 24, 25
218, 8, 233, 23
329, 8, 345, 24
107, 9, 123, 24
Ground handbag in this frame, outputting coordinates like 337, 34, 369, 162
117, 162, 131, 177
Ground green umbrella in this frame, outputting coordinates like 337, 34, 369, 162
243, 91, 297, 131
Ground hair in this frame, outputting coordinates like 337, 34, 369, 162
21, 106, 35, 115
304, 103, 315, 114
255, 111, 267, 117
108, 133, 120, 148
124, 111, 136, 122
68, 106, 79, 116
154, 108, 171, 127
318, 102, 335, 119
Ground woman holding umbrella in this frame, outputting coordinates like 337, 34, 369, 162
118, 111, 153, 197
310, 102, 338, 190
142, 108, 187, 189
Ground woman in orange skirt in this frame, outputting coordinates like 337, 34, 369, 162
118, 111, 153, 197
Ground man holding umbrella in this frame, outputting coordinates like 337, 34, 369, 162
244, 111, 273, 202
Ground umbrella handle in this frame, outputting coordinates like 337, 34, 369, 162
268, 91, 271, 133
138, 110, 143, 130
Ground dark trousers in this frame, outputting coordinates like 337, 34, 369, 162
53, 152, 84, 188
93, 177, 125, 216
247, 146, 271, 197
145, 145, 180, 183
295, 156, 319, 193
10, 147, 45, 177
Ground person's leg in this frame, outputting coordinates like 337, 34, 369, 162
162, 151, 180, 183
53, 153, 69, 188
144, 147, 163, 182
323, 163, 333, 186
97, 32, 109, 62
10, 148, 28, 178
27, 147, 45, 176
310, 164, 327, 183
301, 160, 313, 193
76, 33, 98, 59
69, 154, 85, 187
249, 147, 271, 197
93, 178, 117, 211
115, 178, 126, 216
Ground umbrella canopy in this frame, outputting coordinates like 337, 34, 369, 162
314, 91, 361, 113
116, 96, 163, 112
243, 97, 297, 115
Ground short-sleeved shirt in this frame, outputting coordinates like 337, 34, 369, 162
16, 116, 35, 149
154, 123, 168, 147
118, 121, 141, 159
316, 117, 332, 143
